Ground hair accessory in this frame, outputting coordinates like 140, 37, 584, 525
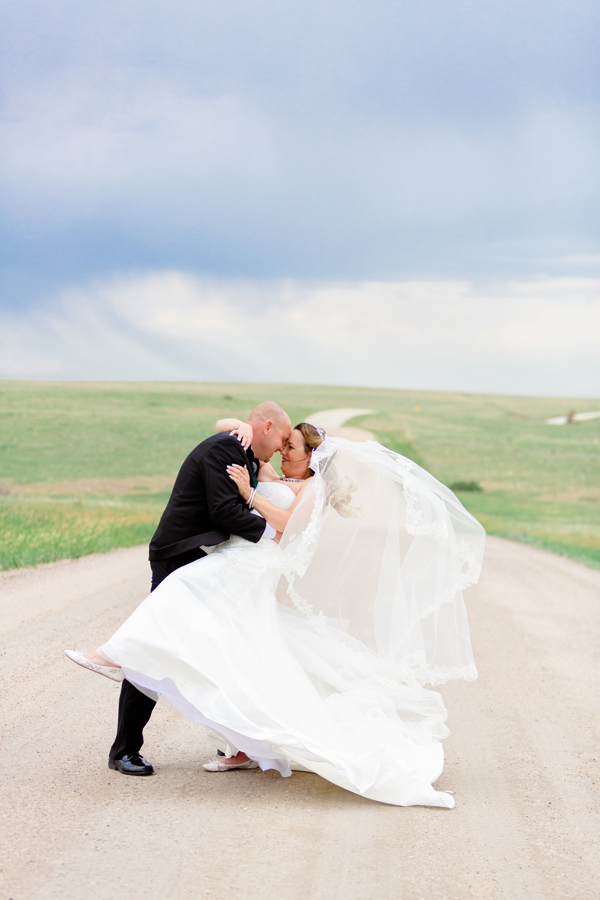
313, 425, 326, 440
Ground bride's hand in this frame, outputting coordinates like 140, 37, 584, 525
230, 423, 253, 450
226, 464, 252, 500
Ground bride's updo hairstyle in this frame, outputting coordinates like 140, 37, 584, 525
294, 422, 358, 518
293, 422, 325, 458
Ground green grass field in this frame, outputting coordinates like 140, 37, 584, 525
1, 380, 598, 570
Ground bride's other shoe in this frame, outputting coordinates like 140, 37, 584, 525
203, 758, 259, 772
64, 649, 123, 683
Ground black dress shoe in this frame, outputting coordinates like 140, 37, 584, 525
108, 753, 154, 776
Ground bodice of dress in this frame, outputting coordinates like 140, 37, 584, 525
216, 482, 296, 552
215, 481, 296, 554
256, 481, 296, 510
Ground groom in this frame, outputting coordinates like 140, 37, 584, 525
108, 401, 292, 775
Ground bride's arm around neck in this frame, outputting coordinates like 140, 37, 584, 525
215, 418, 253, 450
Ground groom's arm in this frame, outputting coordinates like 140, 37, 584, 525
201, 438, 266, 543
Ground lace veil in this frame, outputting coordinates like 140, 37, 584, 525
278, 437, 485, 687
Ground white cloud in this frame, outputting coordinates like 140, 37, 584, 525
1, 272, 599, 397
0, 346, 61, 379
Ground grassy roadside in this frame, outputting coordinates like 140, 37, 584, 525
363, 390, 600, 569
0, 492, 170, 570
1, 380, 598, 570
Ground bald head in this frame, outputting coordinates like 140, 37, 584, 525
248, 401, 289, 429
247, 402, 291, 462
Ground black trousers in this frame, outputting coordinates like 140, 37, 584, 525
109, 548, 205, 760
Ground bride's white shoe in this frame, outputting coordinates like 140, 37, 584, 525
64, 649, 123, 683
202, 758, 259, 772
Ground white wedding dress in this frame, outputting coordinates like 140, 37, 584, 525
100, 440, 485, 809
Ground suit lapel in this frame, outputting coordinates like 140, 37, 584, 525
246, 448, 259, 487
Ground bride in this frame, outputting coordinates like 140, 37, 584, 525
66, 419, 485, 808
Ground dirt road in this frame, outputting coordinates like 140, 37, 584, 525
1, 412, 599, 899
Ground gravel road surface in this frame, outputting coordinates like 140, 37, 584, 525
1, 411, 598, 899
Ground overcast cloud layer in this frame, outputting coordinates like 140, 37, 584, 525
1, 0, 599, 391
1, 273, 598, 399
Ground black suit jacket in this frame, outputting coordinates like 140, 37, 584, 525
149, 433, 265, 561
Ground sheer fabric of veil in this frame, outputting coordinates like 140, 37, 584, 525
278, 437, 485, 689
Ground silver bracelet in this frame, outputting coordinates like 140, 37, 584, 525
247, 487, 257, 509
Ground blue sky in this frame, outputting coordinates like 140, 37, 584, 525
1, 0, 599, 395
